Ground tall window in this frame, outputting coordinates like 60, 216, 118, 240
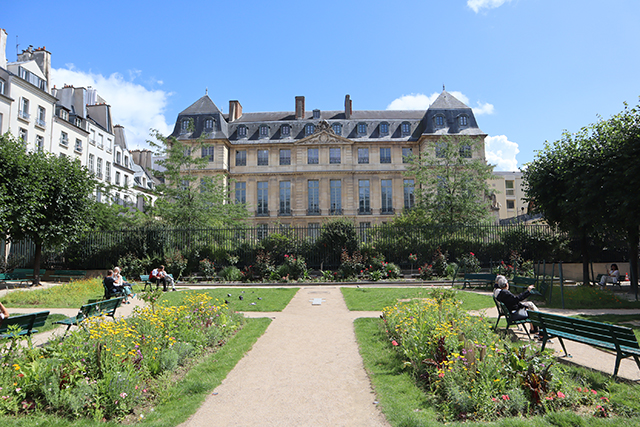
506, 180, 515, 196
330, 180, 342, 214
459, 144, 472, 158
280, 149, 291, 165
97, 158, 103, 179
37, 106, 46, 127
0, 78, 5, 95
434, 115, 445, 127
402, 147, 412, 163
435, 142, 446, 158
404, 179, 414, 210
358, 148, 369, 164
35, 135, 44, 151
201, 145, 215, 161
19, 98, 29, 119
180, 120, 190, 133
307, 148, 319, 164
89, 154, 95, 173
60, 131, 69, 146
308, 180, 319, 214
329, 147, 341, 164
380, 147, 391, 164
458, 115, 468, 126
75, 139, 82, 153
105, 162, 111, 181
116, 151, 122, 165
18, 128, 27, 142
115, 171, 121, 185
308, 223, 320, 239
235, 182, 246, 204
257, 149, 269, 166
279, 181, 291, 215
358, 180, 370, 214
381, 179, 393, 214
257, 182, 268, 215
332, 123, 342, 135
236, 150, 246, 166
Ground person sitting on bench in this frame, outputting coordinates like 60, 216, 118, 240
113, 267, 134, 304
150, 265, 176, 292
599, 264, 620, 288
104, 270, 119, 296
494, 275, 539, 334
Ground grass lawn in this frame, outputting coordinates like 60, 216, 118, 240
159, 287, 299, 312
0, 317, 271, 427
341, 287, 494, 311
355, 317, 640, 427
540, 285, 640, 310
2, 279, 106, 308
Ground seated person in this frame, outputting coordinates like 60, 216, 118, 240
113, 267, 134, 303
150, 265, 176, 292
494, 275, 539, 334
0, 302, 9, 324
104, 270, 120, 296
600, 264, 620, 288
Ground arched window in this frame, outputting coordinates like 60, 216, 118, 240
458, 115, 469, 127
357, 122, 367, 136
305, 123, 315, 136
401, 122, 411, 137
281, 124, 291, 136
259, 124, 269, 138
332, 123, 342, 135
237, 125, 247, 138
380, 122, 389, 135
204, 118, 215, 130
434, 115, 445, 128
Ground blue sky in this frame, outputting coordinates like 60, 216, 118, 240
4, 0, 640, 170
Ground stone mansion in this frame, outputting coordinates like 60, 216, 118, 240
169, 90, 490, 228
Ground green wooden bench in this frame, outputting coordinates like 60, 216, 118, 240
0, 311, 50, 340
460, 273, 496, 289
493, 296, 532, 340
0, 269, 46, 288
102, 278, 128, 300
49, 270, 87, 282
529, 311, 640, 377
510, 276, 545, 297
139, 274, 175, 292
54, 297, 124, 336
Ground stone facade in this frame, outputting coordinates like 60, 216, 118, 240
170, 90, 489, 227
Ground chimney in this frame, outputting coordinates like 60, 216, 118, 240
32, 47, 51, 85
131, 149, 154, 170
229, 100, 242, 122
344, 95, 352, 120
295, 96, 305, 120
0, 29, 7, 69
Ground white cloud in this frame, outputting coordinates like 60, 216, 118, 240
51, 66, 173, 149
485, 135, 519, 171
467, 0, 512, 13
386, 92, 494, 116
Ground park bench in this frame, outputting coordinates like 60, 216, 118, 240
510, 276, 546, 297
459, 272, 496, 289
49, 270, 87, 282
594, 273, 623, 288
528, 311, 640, 377
493, 296, 532, 340
0, 269, 46, 288
139, 274, 175, 292
102, 278, 130, 300
0, 311, 50, 340
54, 297, 124, 336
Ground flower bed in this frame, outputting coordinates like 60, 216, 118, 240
382, 290, 633, 421
0, 292, 242, 420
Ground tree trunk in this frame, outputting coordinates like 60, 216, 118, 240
627, 226, 639, 296
581, 230, 591, 285
33, 241, 42, 286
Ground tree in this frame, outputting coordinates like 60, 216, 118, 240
0, 133, 97, 284
149, 130, 248, 228
523, 129, 603, 285
405, 135, 495, 224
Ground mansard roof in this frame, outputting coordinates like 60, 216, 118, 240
171, 94, 229, 140
179, 94, 222, 116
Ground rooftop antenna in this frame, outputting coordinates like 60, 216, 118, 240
205, 87, 208, 95
16, 35, 19, 59
443, 84, 445, 91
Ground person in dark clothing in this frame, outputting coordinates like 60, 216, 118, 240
494, 275, 539, 334
104, 270, 118, 295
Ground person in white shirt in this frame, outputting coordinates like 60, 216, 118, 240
600, 264, 620, 288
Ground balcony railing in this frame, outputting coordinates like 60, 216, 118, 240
307, 208, 321, 216
60, 137, 69, 147
358, 208, 372, 215
36, 118, 46, 128
278, 209, 292, 216
255, 210, 270, 217
74, 146, 83, 154
89, 138, 96, 146
381, 207, 395, 215
329, 208, 343, 215
18, 110, 30, 120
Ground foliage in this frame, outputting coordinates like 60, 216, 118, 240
276, 254, 308, 281
418, 263, 433, 280
456, 251, 481, 273
0, 293, 242, 421
381, 296, 627, 422
117, 253, 148, 279
199, 258, 216, 280
337, 249, 365, 280
240, 251, 274, 282
0, 134, 96, 283
405, 135, 495, 224
148, 130, 248, 228
164, 249, 187, 280
317, 218, 359, 265
431, 247, 449, 277
219, 266, 242, 282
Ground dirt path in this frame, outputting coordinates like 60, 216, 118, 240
179, 287, 389, 427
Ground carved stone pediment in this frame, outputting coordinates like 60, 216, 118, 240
296, 131, 353, 145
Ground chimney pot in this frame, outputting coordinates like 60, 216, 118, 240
344, 95, 352, 120
295, 96, 305, 120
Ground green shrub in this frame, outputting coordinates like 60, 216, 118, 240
220, 266, 242, 281
432, 247, 448, 277
337, 248, 364, 280
199, 258, 216, 280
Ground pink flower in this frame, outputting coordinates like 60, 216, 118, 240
545, 396, 554, 400
501, 394, 510, 401
470, 252, 475, 256
438, 372, 445, 378
120, 392, 127, 398
557, 392, 566, 399
491, 397, 497, 402
591, 389, 597, 395
391, 340, 399, 346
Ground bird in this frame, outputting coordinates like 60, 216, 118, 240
227, 293, 232, 297
258, 297, 262, 300
250, 302, 256, 305
239, 295, 243, 301
225, 300, 229, 305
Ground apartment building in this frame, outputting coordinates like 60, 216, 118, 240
170, 90, 488, 228
488, 171, 533, 223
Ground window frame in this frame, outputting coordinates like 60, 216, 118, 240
380, 147, 391, 164
257, 149, 269, 166
358, 180, 371, 214
236, 150, 247, 166
308, 180, 320, 215
358, 147, 369, 164
329, 147, 341, 164
279, 149, 291, 165
279, 181, 291, 215
307, 148, 319, 164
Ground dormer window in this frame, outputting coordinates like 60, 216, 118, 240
259, 125, 269, 138
458, 115, 469, 127
305, 123, 315, 136
434, 115, 445, 128
237, 125, 247, 138
281, 124, 290, 137
401, 122, 411, 137
60, 109, 68, 121
204, 118, 215, 130
357, 123, 367, 136
380, 122, 389, 136
180, 119, 190, 134
332, 123, 342, 135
